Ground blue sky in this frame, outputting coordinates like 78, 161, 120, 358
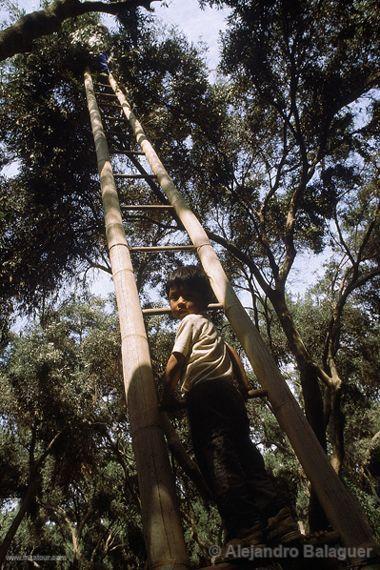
152, 1, 230, 71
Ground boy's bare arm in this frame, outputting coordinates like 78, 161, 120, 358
165, 352, 186, 389
161, 352, 186, 410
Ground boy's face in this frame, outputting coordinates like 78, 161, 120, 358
168, 285, 203, 319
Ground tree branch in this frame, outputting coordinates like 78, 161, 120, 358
206, 228, 273, 295
279, 166, 316, 284
82, 254, 112, 275
333, 207, 355, 265
0, 0, 159, 62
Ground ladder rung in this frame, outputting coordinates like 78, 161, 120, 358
142, 303, 223, 315
94, 92, 116, 98
114, 173, 156, 179
111, 150, 145, 155
123, 205, 174, 210
130, 245, 195, 253
96, 83, 112, 88
100, 102, 120, 108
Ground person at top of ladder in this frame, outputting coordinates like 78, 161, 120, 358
161, 265, 302, 553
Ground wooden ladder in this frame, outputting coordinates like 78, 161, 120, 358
84, 69, 375, 569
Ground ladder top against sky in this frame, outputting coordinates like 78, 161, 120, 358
85, 69, 377, 568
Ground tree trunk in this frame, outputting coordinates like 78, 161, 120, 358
0, 432, 61, 565
298, 362, 327, 451
0, 473, 41, 565
160, 412, 211, 502
269, 290, 331, 531
67, 521, 83, 569
327, 386, 345, 475
299, 363, 330, 531
270, 291, 327, 446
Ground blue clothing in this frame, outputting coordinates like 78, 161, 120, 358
98, 53, 110, 73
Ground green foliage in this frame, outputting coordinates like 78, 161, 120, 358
0, 9, 226, 318
0, 297, 145, 566
0, 0, 379, 557
194, 0, 379, 264
289, 288, 380, 534
0, 15, 104, 309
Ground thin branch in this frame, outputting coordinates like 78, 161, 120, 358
279, 166, 316, 284
225, 180, 281, 279
206, 228, 272, 295
259, 119, 289, 217
82, 254, 112, 275
357, 215, 378, 264
333, 207, 355, 265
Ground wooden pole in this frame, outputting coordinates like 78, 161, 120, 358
84, 70, 189, 570
108, 72, 376, 549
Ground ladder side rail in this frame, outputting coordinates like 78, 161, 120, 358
107, 72, 375, 549
84, 70, 189, 570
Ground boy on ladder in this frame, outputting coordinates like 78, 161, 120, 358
161, 265, 301, 555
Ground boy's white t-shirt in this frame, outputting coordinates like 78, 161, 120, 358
172, 313, 233, 393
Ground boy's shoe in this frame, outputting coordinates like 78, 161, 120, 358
266, 507, 302, 544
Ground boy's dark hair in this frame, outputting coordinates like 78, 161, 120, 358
165, 265, 214, 309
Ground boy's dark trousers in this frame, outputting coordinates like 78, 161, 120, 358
186, 378, 285, 538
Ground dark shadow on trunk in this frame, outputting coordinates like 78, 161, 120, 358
300, 362, 330, 532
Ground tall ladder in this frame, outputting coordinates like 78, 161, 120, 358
84, 69, 375, 568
